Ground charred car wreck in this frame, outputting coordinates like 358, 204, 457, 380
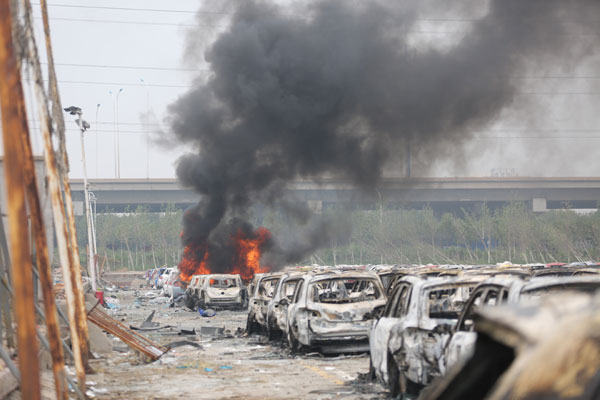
286, 272, 386, 354
184, 274, 248, 310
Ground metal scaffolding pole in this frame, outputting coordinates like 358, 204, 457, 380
0, 2, 41, 397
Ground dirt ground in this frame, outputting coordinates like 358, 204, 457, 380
86, 289, 390, 399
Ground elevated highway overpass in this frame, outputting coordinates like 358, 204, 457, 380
69, 177, 600, 214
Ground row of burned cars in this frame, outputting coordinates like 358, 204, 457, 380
242, 263, 600, 399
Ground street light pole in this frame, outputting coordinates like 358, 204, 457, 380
109, 90, 117, 178
73, 109, 98, 292
116, 88, 123, 178
95, 103, 100, 178
140, 78, 150, 179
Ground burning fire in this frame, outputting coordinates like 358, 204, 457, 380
178, 227, 271, 283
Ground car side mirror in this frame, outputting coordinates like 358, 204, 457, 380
279, 298, 289, 306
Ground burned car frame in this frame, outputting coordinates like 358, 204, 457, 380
246, 273, 283, 334
370, 276, 484, 397
444, 275, 600, 372
286, 272, 386, 354
184, 274, 247, 310
266, 272, 306, 340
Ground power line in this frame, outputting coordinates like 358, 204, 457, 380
45, 80, 190, 88
51, 80, 600, 93
43, 62, 600, 79
34, 16, 204, 28
32, 3, 225, 15
32, 3, 600, 25
45, 62, 209, 72
33, 16, 600, 37
32, 120, 600, 132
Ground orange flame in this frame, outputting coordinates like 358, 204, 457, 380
178, 227, 271, 283
178, 241, 210, 283
232, 227, 271, 281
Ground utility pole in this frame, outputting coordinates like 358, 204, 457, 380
140, 78, 150, 179
116, 88, 123, 178
95, 103, 100, 177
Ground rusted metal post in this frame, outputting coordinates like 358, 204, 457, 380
38, 0, 91, 361
18, 0, 90, 385
39, 103, 88, 395
18, 99, 68, 398
0, 0, 41, 397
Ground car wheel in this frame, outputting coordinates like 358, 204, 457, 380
267, 322, 280, 341
368, 355, 376, 381
387, 353, 404, 397
287, 327, 303, 353
246, 314, 257, 334
195, 292, 206, 310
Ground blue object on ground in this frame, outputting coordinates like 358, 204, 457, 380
197, 308, 216, 317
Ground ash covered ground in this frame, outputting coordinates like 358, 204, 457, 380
87, 289, 389, 400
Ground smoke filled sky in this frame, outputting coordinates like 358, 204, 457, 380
22, 0, 600, 180
159, 0, 600, 269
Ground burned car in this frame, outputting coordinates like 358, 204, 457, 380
423, 292, 600, 400
184, 274, 247, 310
286, 272, 386, 354
444, 275, 600, 371
370, 275, 484, 397
246, 273, 283, 334
266, 272, 307, 340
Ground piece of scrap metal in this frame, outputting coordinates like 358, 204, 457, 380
87, 302, 168, 360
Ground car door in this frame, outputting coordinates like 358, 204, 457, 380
278, 278, 300, 328
286, 278, 306, 338
444, 285, 502, 371
370, 283, 410, 382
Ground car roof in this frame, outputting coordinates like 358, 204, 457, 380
520, 275, 600, 292
307, 271, 379, 283
203, 274, 240, 279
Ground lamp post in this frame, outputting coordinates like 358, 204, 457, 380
116, 88, 123, 178
95, 103, 100, 178
64, 106, 97, 292
140, 78, 150, 179
109, 90, 117, 178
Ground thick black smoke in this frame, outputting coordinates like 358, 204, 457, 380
168, 0, 599, 270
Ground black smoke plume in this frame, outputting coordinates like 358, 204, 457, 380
168, 0, 599, 270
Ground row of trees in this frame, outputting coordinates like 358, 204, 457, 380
74, 203, 600, 271
75, 205, 183, 272
315, 203, 600, 266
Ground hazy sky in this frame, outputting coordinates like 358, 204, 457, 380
24, 0, 600, 179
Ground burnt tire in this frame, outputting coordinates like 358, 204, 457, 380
287, 327, 303, 353
184, 293, 196, 310
267, 322, 282, 341
368, 355, 376, 381
387, 353, 405, 398
195, 292, 206, 310
246, 314, 259, 334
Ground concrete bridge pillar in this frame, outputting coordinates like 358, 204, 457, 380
532, 197, 547, 213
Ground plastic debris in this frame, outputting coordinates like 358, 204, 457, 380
198, 308, 216, 317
